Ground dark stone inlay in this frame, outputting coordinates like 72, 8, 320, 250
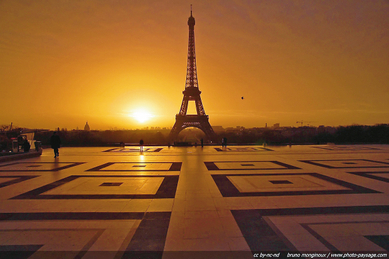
231, 210, 292, 252
269, 180, 292, 184
0, 245, 44, 252
0, 176, 38, 189
342, 162, 356, 164
100, 182, 123, 186
0, 162, 19, 168
233, 206, 389, 218
0, 212, 144, 221
168, 162, 182, 171
0, 162, 85, 172
87, 162, 115, 171
312, 146, 381, 151
103, 148, 163, 153
11, 175, 179, 200
87, 162, 182, 171
121, 251, 163, 259
365, 235, 389, 251
205, 161, 300, 171
212, 173, 379, 197
125, 212, 171, 254
155, 176, 179, 198
77, 229, 106, 258
0, 245, 43, 258
214, 147, 274, 152
300, 159, 389, 169
241, 164, 255, 166
204, 162, 219, 170
103, 148, 117, 152
300, 224, 340, 252
348, 171, 389, 183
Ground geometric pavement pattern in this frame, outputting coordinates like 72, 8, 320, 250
11, 175, 179, 199
0, 162, 85, 171
0, 145, 388, 258
348, 171, 389, 183
232, 207, 389, 252
214, 147, 274, 152
311, 146, 382, 151
103, 147, 163, 152
211, 173, 379, 197
299, 159, 389, 169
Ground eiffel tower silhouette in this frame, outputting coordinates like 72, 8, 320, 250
169, 7, 217, 143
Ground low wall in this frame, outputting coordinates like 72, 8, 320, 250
0, 150, 42, 163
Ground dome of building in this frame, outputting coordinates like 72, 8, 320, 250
84, 122, 90, 131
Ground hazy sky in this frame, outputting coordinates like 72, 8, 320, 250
1, 0, 388, 130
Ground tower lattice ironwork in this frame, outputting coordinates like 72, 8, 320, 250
169, 8, 217, 143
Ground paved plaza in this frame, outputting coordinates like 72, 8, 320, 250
0, 145, 389, 258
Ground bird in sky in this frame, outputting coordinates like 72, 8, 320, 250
241, 97, 244, 100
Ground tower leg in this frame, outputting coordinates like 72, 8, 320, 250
169, 116, 217, 143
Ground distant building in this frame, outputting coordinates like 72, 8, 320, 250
84, 122, 90, 131
273, 123, 280, 129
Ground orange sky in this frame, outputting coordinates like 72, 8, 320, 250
1, 0, 388, 130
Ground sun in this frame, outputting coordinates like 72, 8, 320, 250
130, 109, 154, 123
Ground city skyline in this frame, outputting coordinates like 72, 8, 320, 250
1, 1, 388, 130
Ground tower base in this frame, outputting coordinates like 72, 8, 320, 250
169, 115, 217, 143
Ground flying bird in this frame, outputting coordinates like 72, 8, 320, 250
241, 96, 244, 100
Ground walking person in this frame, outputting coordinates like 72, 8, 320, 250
23, 137, 30, 153
139, 139, 144, 152
50, 132, 61, 158
223, 137, 228, 149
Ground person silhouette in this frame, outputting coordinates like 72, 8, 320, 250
139, 139, 144, 152
223, 137, 227, 149
23, 137, 30, 153
50, 132, 61, 158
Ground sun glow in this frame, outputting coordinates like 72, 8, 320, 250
130, 109, 154, 123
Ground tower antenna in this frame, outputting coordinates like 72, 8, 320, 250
190, 4, 192, 16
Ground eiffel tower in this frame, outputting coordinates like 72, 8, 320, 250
169, 8, 217, 143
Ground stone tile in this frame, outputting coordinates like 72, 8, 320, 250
220, 217, 244, 238
147, 199, 174, 212
291, 235, 330, 252
184, 210, 219, 219
121, 199, 152, 212
309, 224, 360, 237
183, 217, 225, 239
184, 198, 216, 211
325, 236, 386, 251
182, 238, 231, 251
227, 237, 251, 252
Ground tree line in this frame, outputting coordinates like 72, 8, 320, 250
33, 124, 389, 146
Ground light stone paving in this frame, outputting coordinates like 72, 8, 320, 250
0, 145, 388, 258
